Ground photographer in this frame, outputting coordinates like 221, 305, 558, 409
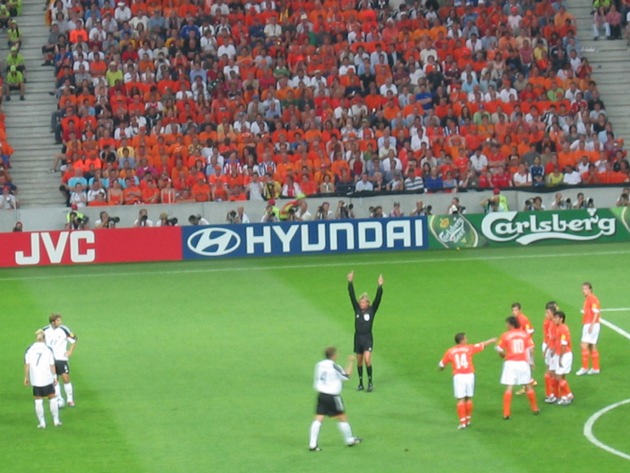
279, 197, 304, 221
188, 214, 210, 226
226, 209, 241, 224
369, 206, 384, 218
336, 200, 355, 220
12, 220, 23, 232
296, 200, 312, 221
94, 211, 119, 229
133, 208, 154, 227
447, 197, 465, 215
261, 204, 278, 222
65, 208, 89, 230
156, 212, 178, 227
315, 201, 333, 220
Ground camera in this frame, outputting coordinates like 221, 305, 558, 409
227, 210, 239, 224
110, 216, 120, 223
166, 217, 178, 226
140, 215, 148, 222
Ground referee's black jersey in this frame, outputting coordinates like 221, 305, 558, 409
348, 282, 383, 335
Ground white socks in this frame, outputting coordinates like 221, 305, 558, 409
49, 398, 60, 423
64, 383, 74, 403
35, 399, 45, 426
309, 420, 322, 449
338, 422, 354, 444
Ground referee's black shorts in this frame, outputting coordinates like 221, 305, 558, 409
354, 333, 373, 354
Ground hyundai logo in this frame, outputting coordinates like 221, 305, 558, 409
187, 228, 241, 256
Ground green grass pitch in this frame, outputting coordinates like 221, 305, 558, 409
1, 242, 629, 473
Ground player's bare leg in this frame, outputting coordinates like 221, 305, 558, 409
363, 351, 373, 392
356, 353, 364, 390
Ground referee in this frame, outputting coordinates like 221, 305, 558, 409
348, 271, 384, 392
308, 347, 361, 451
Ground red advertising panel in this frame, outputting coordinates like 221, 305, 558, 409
0, 227, 182, 267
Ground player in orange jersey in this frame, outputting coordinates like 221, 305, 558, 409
542, 301, 560, 404
551, 311, 574, 405
576, 282, 601, 376
496, 316, 540, 419
511, 303, 536, 395
439, 333, 497, 429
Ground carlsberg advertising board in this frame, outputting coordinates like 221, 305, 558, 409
429, 208, 629, 248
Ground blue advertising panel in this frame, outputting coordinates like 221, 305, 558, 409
182, 217, 428, 259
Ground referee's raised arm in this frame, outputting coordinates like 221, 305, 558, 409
347, 271, 360, 311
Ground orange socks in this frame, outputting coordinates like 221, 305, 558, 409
465, 399, 473, 424
527, 390, 539, 412
457, 401, 466, 426
544, 372, 553, 397
592, 349, 600, 370
503, 392, 513, 418
581, 348, 590, 369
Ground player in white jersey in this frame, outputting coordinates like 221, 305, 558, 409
308, 347, 362, 452
42, 314, 77, 407
24, 330, 61, 428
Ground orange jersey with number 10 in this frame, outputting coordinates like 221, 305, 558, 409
499, 330, 534, 362
440, 344, 485, 375
582, 294, 601, 325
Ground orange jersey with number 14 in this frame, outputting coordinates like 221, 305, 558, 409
440, 344, 485, 375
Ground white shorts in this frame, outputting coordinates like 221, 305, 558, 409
548, 353, 558, 372
543, 346, 553, 368
581, 323, 600, 345
453, 373, 475, 399
555, 352, 573, 376
500, 360, 532, 386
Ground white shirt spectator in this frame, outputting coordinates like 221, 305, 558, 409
114, 3, 132, 24
563, 168, 582, 185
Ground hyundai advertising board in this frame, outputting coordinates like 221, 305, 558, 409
182, 217, 428, 259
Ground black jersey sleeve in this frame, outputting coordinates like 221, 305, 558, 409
371, 285, 383, 313
348, 282, 360, 312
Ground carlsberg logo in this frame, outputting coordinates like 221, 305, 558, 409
481, 211, 616, 245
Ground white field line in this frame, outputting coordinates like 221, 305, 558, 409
0, 248, 630, 282
583, 400, 630, 461
584, 308, 630, 461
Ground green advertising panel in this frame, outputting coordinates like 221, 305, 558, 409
429, 208, 630, 249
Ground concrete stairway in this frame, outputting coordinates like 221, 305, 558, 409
4, 0, 61, 207
569, 0, 630, 141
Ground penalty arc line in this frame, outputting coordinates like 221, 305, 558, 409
584, 310, 630, 461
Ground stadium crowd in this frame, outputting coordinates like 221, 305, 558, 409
39, 0, 630, 210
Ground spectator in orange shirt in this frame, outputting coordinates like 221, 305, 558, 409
122, 177, 142, 205
191, 176, 211, 202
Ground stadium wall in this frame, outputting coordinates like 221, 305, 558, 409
0, 187, 625, 233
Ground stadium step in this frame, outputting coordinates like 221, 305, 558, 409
568, 0, 630, 145
4, 0, 61, 207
